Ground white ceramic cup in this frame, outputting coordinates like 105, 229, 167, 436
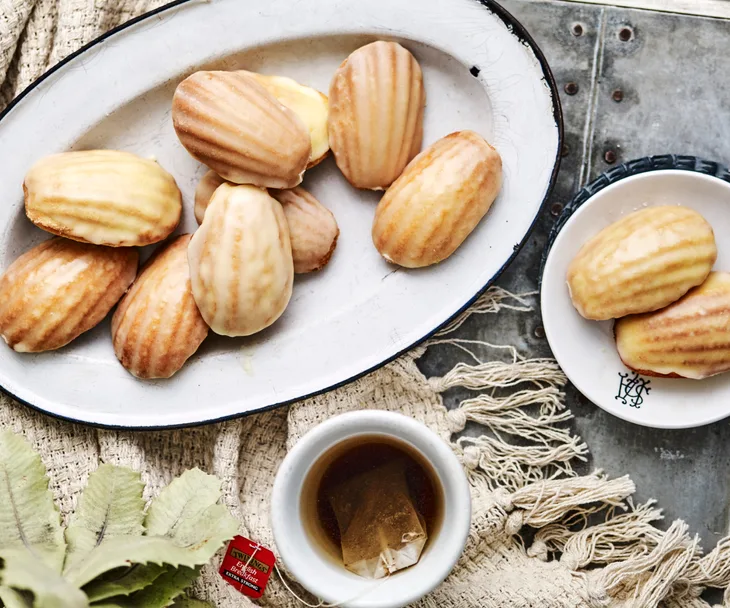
271, 410, 471, 608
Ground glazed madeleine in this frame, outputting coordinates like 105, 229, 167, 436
172, 71, 311, 189
616, 272, 730, 379
24, 150, 182, 247
0, 238, 138, 352
567, 206, 716, 320
188, 183, 293, 336
194, 170, 226, 225
112, 235, 209, 379
270, 187, 339, 273
241, 71, 330, 167
328, 41, 425, 190
372, 131, 502, 268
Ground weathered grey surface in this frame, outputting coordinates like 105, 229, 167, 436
420, 0, 730, 548
565, 0, 730, 19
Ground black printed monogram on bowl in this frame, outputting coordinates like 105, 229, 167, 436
615, 371, 651, 408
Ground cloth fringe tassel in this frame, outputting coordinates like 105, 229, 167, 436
665, 536, 730, 605
587, 520, 701, 607
528, 500, 666, 567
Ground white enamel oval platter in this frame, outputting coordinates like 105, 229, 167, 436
0, 0, 561, 427
542, 170, 730, 429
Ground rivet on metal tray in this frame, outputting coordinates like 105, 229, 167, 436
612, 89, 624, 102
564, 82, 579, 95
561, 143, 570, 157
604, 149, 617, 164
534, 326, 546, 339
619, 27, 633, 41
572, 23, 583, 36
550, 202, 564, 216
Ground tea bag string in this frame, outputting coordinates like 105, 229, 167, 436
274, 562, 392, 607
241, 544, 388, 607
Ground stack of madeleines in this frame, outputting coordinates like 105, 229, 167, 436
0, 41, 503, 379
567, 205, 730, 380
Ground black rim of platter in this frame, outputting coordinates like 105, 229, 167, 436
539, 154, 730, 287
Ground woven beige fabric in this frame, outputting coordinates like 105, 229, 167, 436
2, 2, 730, 607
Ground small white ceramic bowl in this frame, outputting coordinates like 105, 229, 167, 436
542, 169, 730, 429
271, 410, 471, 608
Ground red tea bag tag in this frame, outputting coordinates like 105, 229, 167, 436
219, 535, 276, 599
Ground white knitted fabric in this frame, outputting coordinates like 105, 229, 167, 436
2, 3, 730, 607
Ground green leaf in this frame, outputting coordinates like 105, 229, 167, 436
90, 597, 211, 608
125, 566, 200, 608
64, 503, 238, 588
95, 469, 230, 606
0, 431, 65, 572
85, 467, 228, 606
144, 469, 222, 537
0, 551, 88, 608
83, 564, 166, 602
64, 465, 145, 573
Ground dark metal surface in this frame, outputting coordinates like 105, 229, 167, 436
420, 0, 730, 549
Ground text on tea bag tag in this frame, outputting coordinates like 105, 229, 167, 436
219, 535, 275, 598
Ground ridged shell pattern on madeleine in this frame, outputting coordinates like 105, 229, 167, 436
241, 71, 330, 168
616, 272, 730, 380
188, 183, 294, 336
0, 238, 138, 352
372, 131, 502, 268
270, 187, 339, 273
567, 206, 717, 321
24, 150, 182, 247
172, 71, 311, 189
112, 235, 209, 379
328, 41, 425, 190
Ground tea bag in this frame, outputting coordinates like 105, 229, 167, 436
328, 459, 428, 579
